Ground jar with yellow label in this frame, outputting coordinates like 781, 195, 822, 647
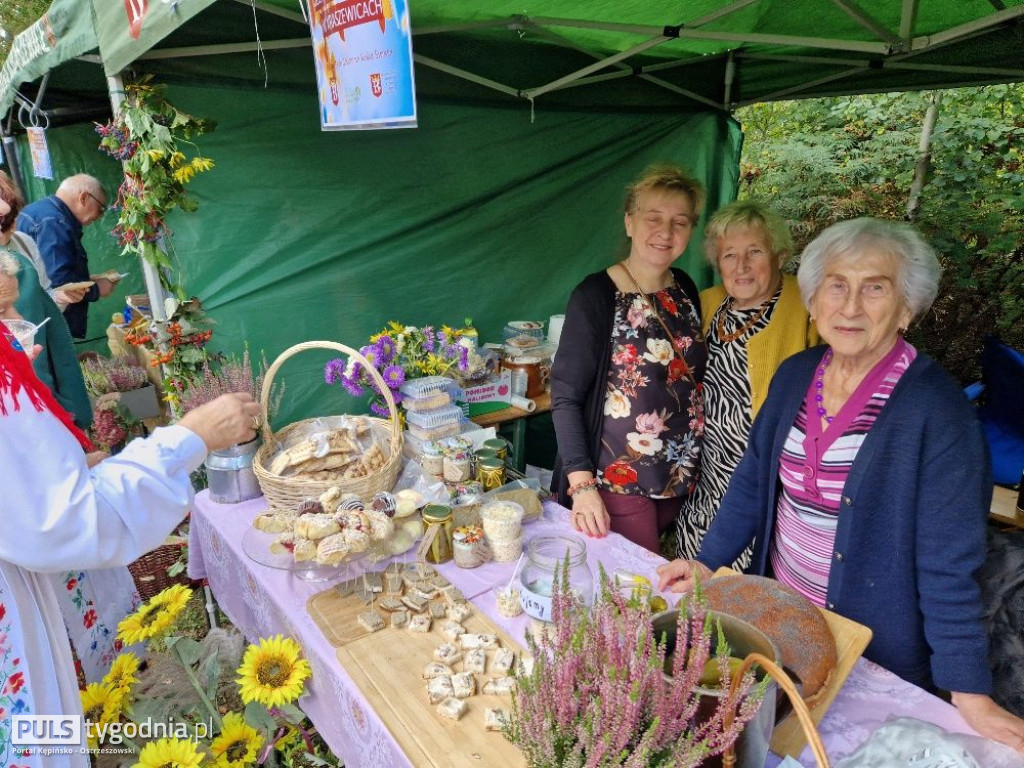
421, 504, 454, 564
477, 456, 506, 492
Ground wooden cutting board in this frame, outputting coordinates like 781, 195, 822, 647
308, 574, 528, 768
710, 568, 873, 758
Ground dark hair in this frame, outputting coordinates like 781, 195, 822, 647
0, 172, 25, 233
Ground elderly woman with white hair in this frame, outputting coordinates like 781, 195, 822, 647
657, 218, 1024, 752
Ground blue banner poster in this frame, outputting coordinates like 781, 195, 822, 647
308, 0, 417, 130
28, 127, 53, 179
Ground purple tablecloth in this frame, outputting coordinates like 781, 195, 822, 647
189, 491, 991, 767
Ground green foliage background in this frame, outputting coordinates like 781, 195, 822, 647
0, 0, 49, 66
736, 85, 1024, 383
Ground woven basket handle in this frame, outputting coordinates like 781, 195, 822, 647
723, 652, 831, 768
259, 341, 401, 451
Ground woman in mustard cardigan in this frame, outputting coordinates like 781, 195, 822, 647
676, 201, 817, 562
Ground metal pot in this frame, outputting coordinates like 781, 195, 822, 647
205, 437, 262, 504
651, 608, 780, 768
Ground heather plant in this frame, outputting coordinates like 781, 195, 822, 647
178, 348, 271, 414
81, 355, 150, 396
506, 564, 763, 768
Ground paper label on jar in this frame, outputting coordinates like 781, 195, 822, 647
520, 587, 553, 622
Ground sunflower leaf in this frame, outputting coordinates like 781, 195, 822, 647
245, 700, 278, 734
276, 703, 306, 723
165, 635, 203, 667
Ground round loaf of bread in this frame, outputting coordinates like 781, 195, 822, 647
702, 575, 838, 705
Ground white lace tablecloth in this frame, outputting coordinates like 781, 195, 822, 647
189, 491, 996, 768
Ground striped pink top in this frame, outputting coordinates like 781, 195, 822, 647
769, 338, 917, 606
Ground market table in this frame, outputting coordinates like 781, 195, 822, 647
469, 390, 551, 472
189, 490, 998, 767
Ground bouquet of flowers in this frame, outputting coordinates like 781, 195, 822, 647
90, 396, 144, 453
506, 566, 765, 768
324, 322, 472, 417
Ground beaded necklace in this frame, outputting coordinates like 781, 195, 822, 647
813, 348, 835, 423
714, 277, 782, 343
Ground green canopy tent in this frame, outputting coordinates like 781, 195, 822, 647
0, 0, 1021, 425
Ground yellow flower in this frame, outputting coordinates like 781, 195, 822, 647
103, 651, 142, 693
173, 165, 196, 184
169, 151, 187, 168
81, 683, 120, 749
146, 149, 165, 162
133, 737, 205, 768
209, 712, 263, 767
236, 635, 311, 708
191, 156, 215, 172
117, 584, 193, 645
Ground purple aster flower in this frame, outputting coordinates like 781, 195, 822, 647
378, 335, 397, 363
382, 364, 405, 389
359, 342, 383, 369
391, 389, 404, 404
370, 401, 390, 418
341, 375, 364, 397
324, 358, 346, 385
437, 330, 448, 345
422, 326, 435, 353
458, 345, 469, 371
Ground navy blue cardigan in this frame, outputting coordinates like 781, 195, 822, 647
698, 346, 993, 694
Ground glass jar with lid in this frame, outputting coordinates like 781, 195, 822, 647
421, 504, 454, 564
518, 535, 593, 622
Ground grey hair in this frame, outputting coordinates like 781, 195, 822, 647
0, 250, 21, 277
797, 218, 942, 321
57, 173, 105, 200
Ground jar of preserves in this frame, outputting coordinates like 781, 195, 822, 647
420, 441, 444, 477
443, 450, 472, 482
421, 504, 454, 564
476, 456, 506, 492
519, 535, 593, 622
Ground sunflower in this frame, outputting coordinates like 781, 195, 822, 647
208, 712, 263, 767
103, 651, 142, 693
236, 635, 311, 708
133, 737, 205, 768
80, 683, 120, 749
117, 584, 193, 645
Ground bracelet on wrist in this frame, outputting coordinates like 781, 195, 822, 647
568, 477, 600, 497
572, 484, 598, 497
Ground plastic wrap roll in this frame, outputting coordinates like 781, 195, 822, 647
548, 314, 565, 346
510, 395, 537, 412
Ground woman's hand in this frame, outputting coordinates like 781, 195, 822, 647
656, 559, 713, 594
571, 488, 610, 538
85, 451, 110, 468
178, 393, 261, 452
951, 692, 1024, 753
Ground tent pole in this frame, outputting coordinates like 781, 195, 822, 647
0, 127, 26, 200
906, 91, 941, 222
106, 74, 169, 326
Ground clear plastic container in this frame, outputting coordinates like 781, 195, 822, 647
408, 422, 461, 441
404, 390, 453, 412
480, 500, 524, 542
400, 376, 459, 399
405, 404, 464, 430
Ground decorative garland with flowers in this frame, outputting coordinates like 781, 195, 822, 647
324, 321, 476, 418
96, 74, 215, 287
97, 74, 218, 411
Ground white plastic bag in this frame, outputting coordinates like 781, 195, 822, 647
835, 717, 1024, 768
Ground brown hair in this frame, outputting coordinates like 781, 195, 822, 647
0, 172, 25, 233
624, 163, 706, 218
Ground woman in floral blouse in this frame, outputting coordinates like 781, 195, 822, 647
551, 164, 707, 553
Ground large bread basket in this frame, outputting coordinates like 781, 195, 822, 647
252, 341, 403, 509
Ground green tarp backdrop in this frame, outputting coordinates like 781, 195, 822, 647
3, 0, 1021, 426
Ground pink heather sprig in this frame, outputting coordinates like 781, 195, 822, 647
178, 348, 267, 413
506, 564, 763, 768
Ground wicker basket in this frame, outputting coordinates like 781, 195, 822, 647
252, 341, 403, 509
128, 537, 194, 601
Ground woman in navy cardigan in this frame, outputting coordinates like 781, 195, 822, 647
657, 218, 1024, 753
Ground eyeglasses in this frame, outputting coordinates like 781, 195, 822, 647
85, 192, 107, 214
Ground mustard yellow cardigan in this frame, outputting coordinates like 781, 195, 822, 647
700, 274, 819, 418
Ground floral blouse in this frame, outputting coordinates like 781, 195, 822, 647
597, 283, 707, 498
